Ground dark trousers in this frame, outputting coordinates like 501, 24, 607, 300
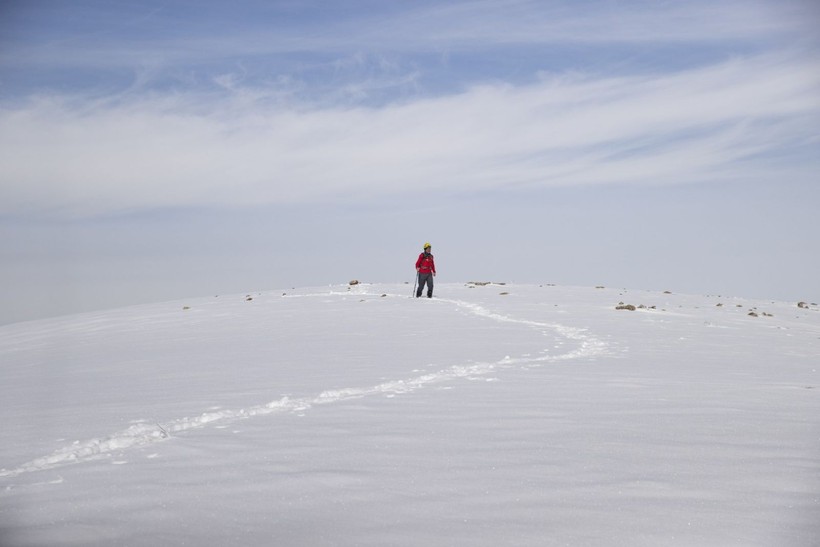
417, 272, 434, 297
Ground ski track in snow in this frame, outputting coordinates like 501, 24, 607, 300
0, 288, 609, 481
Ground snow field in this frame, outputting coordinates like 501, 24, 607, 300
1, 282, 818, 546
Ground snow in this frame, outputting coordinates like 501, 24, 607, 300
1, 282, 818, 546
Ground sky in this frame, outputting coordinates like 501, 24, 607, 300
1, 0, 819, 325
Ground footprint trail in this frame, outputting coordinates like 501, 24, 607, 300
1, 289, 609, 480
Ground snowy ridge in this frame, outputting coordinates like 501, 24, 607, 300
3, 283, 819, 545
0, 288, 608, 480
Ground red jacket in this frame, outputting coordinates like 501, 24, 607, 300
416, 252, 436, 274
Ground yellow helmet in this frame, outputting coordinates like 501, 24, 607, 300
423, 242, 431, 249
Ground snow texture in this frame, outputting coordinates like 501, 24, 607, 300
1, 282, 818, 546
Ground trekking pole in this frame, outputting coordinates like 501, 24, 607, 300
412, 270, 418, 297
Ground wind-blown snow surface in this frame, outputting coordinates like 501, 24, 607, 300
1, 283, 818, 546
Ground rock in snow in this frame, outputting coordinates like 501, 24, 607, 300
1, 282, 818, 546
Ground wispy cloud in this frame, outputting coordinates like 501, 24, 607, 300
1, 49, 817, 218
1, 1, 818, 219
2, 1, 810, 70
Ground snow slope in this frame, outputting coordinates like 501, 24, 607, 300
1, 282, 818, 546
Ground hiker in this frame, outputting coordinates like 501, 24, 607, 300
415, 243, 436, 298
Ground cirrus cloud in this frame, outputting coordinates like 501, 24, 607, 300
1, 51, 818, 218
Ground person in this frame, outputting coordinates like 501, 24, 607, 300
415, 243, 436, 298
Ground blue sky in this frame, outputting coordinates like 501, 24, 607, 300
1, 0, 819, 324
